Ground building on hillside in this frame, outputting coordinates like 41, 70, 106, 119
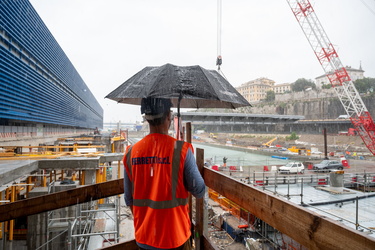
315, 65, 365, 89
236, 77, 275, 103
0, 1, 103, 137
273, 83, 291, 94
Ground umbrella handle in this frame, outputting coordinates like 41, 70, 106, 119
176, 93, 182, 140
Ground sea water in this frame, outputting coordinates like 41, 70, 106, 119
192, 142, 288, 167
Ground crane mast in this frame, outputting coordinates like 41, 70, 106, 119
286, 0, 375, 155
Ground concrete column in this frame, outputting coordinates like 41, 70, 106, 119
84, 170, 96, 185
330, 171, 344, 192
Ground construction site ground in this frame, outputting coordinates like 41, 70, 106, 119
196, 133, 375, 169
200, 132, 368, 153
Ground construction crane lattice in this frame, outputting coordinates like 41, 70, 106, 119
287, 0, 375, 155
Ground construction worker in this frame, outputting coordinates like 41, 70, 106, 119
223, 156, 228, 167
123, 97, 205, 250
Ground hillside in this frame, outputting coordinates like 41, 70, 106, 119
245, 89, 375, 120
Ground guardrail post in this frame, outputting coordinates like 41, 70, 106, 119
253, 171, 255, 185
300, 178, 304, 205
274, 172, 278, 194
355, 196, 359, 230
262, 171, 265, 190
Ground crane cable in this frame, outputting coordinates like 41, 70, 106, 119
216, 0, 222, 71
215, 0, 232, 84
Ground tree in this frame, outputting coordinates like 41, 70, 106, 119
353, 77, 375, 94
291, 78, 316, 92
264, 90, 275, 102
321, 84, 331, 89
286, 132, 299, 140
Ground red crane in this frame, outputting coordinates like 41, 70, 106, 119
286, 0, 375, 155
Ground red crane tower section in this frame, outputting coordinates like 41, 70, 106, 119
286, 0, 375, 155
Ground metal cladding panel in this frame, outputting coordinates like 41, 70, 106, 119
0, 0, 103, 129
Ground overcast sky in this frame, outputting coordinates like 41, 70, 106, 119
29, 0, 375, 124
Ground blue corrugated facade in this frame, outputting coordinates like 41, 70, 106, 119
0, 0, 103, 129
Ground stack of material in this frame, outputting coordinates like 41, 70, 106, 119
0, 147, 15, 157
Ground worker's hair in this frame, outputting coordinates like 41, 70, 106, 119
146, 110, 170, 126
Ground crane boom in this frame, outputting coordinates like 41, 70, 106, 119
286, 0, 375, 155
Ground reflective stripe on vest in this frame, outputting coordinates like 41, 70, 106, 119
126, 140, 188, 209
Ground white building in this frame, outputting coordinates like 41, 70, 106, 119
315, 65, 364, 88
273, 83, 291, 94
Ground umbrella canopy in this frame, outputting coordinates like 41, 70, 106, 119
105, 63, 251, 109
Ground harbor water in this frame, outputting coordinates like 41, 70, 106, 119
193, 142, 289, 168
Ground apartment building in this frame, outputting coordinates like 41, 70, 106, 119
273, 83, 291, 94
236, 77, 275, 103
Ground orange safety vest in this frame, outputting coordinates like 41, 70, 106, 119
123, 134, 192, 249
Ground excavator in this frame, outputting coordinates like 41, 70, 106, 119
209, 133, 218, 139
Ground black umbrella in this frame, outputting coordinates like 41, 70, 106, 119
105, 63, 251, 111
105, 63, 251, 139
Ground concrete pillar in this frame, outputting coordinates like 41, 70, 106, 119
84, 170, 96, 185
330, 170, 344, 192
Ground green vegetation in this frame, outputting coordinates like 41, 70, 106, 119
291, 78, 316, 92
321, 84, 331, 89
286, 132, 299, 140
354, 77, 375, 93
264, 90, 275, 102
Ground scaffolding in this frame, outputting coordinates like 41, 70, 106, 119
39, 182, 121, 250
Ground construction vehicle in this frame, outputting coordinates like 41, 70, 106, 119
287, 1, 375, 155
209, 133, 217, 139
262, 137, 277, 147
288, 146, 311, 156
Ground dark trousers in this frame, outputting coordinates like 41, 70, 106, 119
138, 239, 192, 250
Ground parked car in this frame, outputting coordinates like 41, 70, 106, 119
337, 115, 350, 119
278, 162, 305, 174
313, 160, 343, 172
